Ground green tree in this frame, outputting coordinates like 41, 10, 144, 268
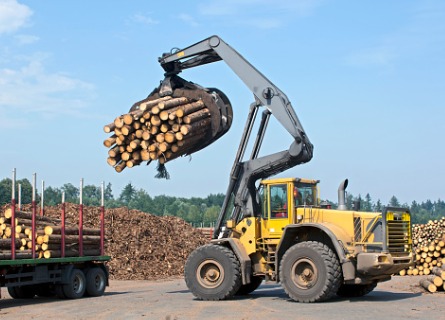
203, 206, 220, 224
363, 193, 372, 212
104, 183, 114, 200
0, 178, 12, 205
375, 199, 382, 212
119, 183, 136, 204
44, 186, 62, 206
389, 196, 400, 207
62, 183, 79, 203
128, 189, 153, 213
83, 185, 101, 206
187, 205, 202, 225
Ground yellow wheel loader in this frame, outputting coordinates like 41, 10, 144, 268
157, 36, 413, 302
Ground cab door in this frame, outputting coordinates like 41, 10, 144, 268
262, 183, 291, 238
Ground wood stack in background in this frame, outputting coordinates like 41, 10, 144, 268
0, 207, 101, 259
103, 95, 214, 173
397, 217, 445, 293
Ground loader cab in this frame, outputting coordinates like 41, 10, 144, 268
258, 178, 319, 237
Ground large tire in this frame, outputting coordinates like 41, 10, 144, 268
184, 244, 242, 300
235, 276, 263, 295
337, 283, 377, 298
7, 285, 36, 299
85, 267, 107, 297
62, 269, 86, 299
280, 241, 342, 303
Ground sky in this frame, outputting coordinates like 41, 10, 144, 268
1, 0, 444, 205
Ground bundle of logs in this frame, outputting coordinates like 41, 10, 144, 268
104, 95, 214, 174
397, 217, 445, 293
0, 207, 101, 260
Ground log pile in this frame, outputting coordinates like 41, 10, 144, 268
0, 207, 101, 260
1, 204, 208, 280
103, 77, 233, 177
397, 217, 445, 293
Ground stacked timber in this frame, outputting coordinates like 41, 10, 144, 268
0, 207, 101, 259
103, 76, 232, 177
397, 217, 445, 293
2, 203, 208, 280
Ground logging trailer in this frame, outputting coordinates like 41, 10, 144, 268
156, 36, 414, 302
0, 170, 110, 300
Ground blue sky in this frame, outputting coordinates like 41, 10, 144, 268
1, 0, 444, 205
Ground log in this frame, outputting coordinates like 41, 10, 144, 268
419, 279, 437, 293
113, 116, 124, 129
44, 225, 100, 236
43, 249, 101, 259
108, 145, 120, 157
182, 108, 211, 124
103, 135, 117, 147
0, 238, 22, 249
150, 115, 161, 127
3, 208, 60, 223
103, 122, 116, 133
123, 113, 133, 125
42, 234, 101, 244
107, 156, 120, 166
0, 250, 34, 260
115, 161, 126, 173
427, 275, 444, 287
137, 96, 172, 111
180, 118, 212, 136
41, 243, 100, 251
158, 97, 189, 110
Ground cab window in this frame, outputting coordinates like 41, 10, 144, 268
294, 184, 316, 206
270, 184, 288, 219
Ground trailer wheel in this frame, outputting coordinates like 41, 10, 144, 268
62, 269, 86, 299
35, 284, 55, 297
235, 276, 263, 295
7, 285, 36, 299
337, 283, 377, 298
184, 244, 241, 300
86, 267, 107, 297
280, 241, 342, 303
55, 284, 67, 299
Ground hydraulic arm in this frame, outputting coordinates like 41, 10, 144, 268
158, 35, 313, 238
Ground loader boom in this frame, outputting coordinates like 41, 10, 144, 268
159, 35, 313, 238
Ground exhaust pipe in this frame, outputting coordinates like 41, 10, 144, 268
338, 179, 348, 210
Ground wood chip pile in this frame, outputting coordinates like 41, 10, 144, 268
397, 217, 445, 293
1, 204, 209, 280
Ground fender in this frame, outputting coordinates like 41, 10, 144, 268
276, 223, 355, 281
211, 238, 252, 285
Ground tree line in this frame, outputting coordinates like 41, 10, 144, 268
0, 178, 443, 225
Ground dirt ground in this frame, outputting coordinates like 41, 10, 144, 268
0, 275, 443, 320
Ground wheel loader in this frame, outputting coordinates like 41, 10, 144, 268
156, 36, 413, 302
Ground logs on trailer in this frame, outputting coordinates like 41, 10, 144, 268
1, 203, 208, 280
103, 76, 233, 177
0, 206, 101, 259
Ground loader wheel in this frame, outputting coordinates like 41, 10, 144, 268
280, 241, 342, 303
235, 276, 263, 295
337, 283, 377, 298
184, 244, 242, 300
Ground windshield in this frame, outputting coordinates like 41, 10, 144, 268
294, 183, 316, 206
